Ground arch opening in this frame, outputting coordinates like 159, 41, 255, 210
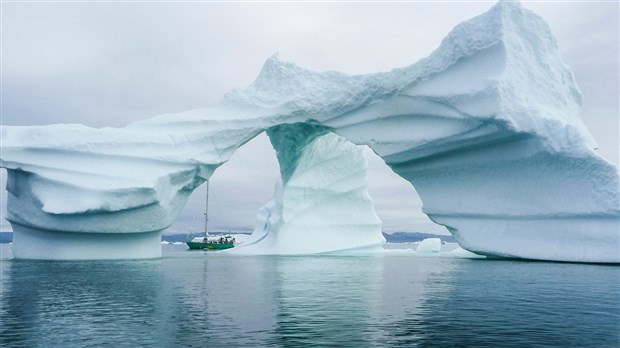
168, 122, 448, 255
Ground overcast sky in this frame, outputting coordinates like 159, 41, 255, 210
1, 1, 618, 235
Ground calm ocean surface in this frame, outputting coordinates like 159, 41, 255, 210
0, 244, 618, 347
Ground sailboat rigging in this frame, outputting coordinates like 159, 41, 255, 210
186, 180, 236, 250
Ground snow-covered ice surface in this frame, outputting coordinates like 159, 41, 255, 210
1, 1, 618, 261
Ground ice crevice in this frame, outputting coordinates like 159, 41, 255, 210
1, 1, 618, 262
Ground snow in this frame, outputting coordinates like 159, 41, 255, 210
0, 1, 618, 261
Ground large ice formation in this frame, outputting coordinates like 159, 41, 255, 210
235, 127, 384, 254
1, 1, 618, 262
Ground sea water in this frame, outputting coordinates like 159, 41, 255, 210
0, 244, 618, 347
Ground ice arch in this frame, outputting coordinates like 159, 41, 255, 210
1, 1, 618, 262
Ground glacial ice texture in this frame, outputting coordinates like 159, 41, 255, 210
1, 1, 619, 262
235, 128, 384, 254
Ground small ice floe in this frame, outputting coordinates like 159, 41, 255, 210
382, 239, 486, 259
445, 246, 485, 258
416, 238, 441, 253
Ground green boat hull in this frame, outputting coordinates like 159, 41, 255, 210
186, 242, 235, 250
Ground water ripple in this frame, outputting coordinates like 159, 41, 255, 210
1, 245, 618, 347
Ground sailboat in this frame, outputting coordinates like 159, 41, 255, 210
186, 180, 235, 250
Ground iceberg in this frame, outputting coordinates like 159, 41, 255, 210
1, 1, 618, 262
416, 238, 442, 253
234, 128, 384, 255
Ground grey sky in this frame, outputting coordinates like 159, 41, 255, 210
1, 1, 618, 234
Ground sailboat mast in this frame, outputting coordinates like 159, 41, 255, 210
204, 180, 209, 237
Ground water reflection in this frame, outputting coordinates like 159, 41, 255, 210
267, 256, 380, 346
162, 253, 279, 346
408, 260, 620, 347
1, 245, 618, 347
1, 258, 165, 347
370, 257, 460, 346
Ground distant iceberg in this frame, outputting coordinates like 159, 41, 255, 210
416, 238, 442, 253
1, 1, 618, 262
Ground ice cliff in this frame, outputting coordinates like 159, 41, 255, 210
1, 1, 618, 262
